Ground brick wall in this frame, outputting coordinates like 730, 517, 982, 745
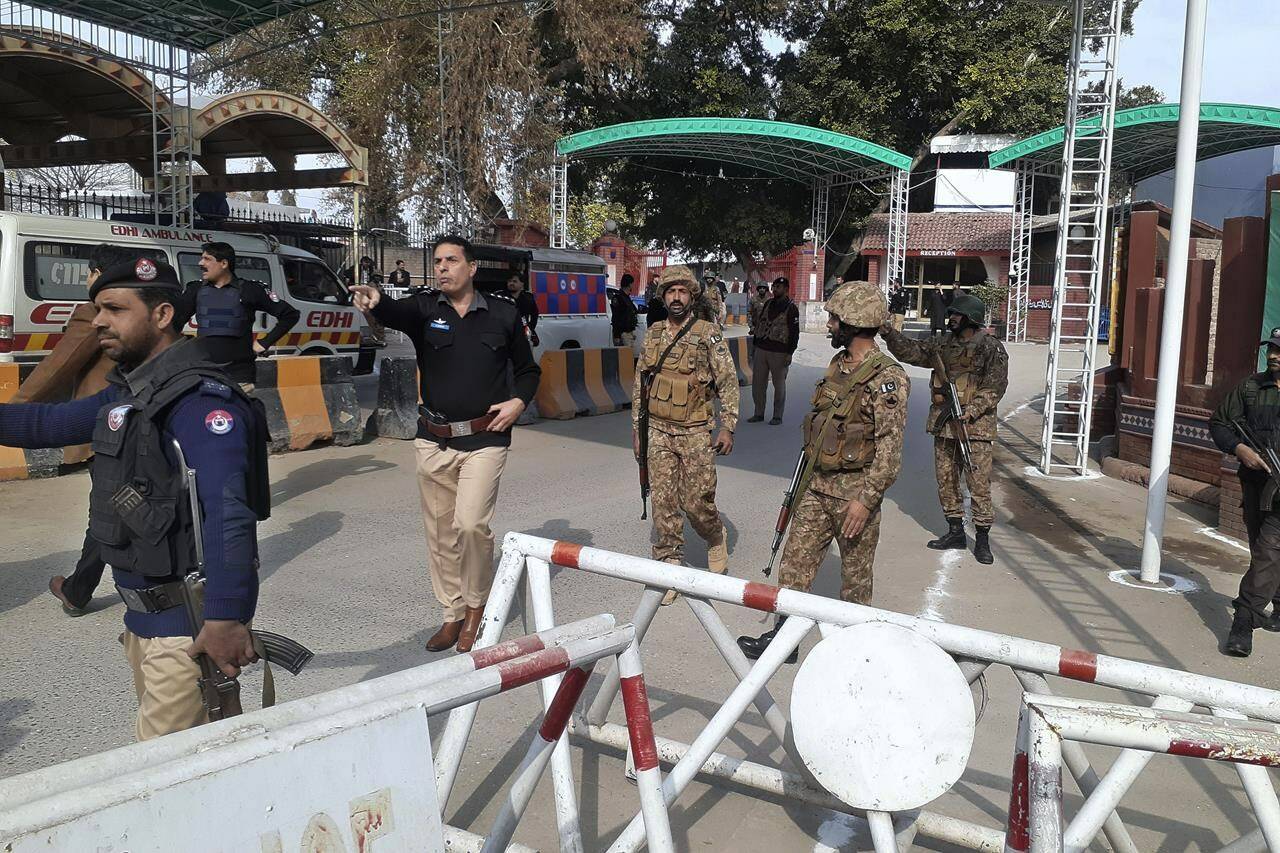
1026, 285, 1053, 341
1218, 456, 1247, 541
1192, 237, 1223, 376
1117, 432, 1225, 487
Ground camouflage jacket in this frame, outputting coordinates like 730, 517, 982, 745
883, 326, 1009, 440
806, 346, 910, 510
632, 317, 739, 435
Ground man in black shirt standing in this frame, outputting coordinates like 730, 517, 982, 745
507, 273, 540, 347
181, 242, 300, 389
611, 273, 639, 347
351, 235, 540, 654
747, 276, 800, 425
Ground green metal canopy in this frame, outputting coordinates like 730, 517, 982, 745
988, 102, 1280, 180
556, 117, 911, 183
12, 0, 332, 51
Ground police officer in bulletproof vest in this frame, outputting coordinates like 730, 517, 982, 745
0, 258, 272, 740
1210, 328, 1280, 657
180, 241, 300, 389
350, 235, 540, 654
882, 292, 1009, 564
748, 276, 800, 425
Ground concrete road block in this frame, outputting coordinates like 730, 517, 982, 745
367, 356, 420, 440
255, 356, 362, 452
0, 363, 62, 481
726, 337, 753, 386
535, 348, 636, 420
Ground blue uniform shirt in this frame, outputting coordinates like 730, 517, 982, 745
0, 380, 259, 637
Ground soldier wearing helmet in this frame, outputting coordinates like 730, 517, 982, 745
738, 281, 909, 661
882, 289, 1009, 564
633, 265, 740, 603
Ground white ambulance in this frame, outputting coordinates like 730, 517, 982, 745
0, 212, 369, 366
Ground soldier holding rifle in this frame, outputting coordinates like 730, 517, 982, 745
738, 282, 908, 662
1210, 327, 1280, 657
881, 292, 1008, 564
0, 259, 308, 739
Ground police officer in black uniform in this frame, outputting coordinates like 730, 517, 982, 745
1211, 327, 1280, 657
180, 241, 300, 389
0, 258, 270, 739
351, 235, 540, 654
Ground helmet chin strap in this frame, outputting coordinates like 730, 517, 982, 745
830, 323, 857, 349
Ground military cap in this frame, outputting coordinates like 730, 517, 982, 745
946, 292, 987, 326
89, 257, 182, 300
656, 265, 701, 296
772, 276, 790, 288
1261, 327, 1280, 348
825, 280, 886, 328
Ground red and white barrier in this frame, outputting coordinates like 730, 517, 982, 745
424, 534, 1280, 853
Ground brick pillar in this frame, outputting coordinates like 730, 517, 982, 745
867, 256, 881, 289
1121, 210, 1160, 369
1213, 216, 1268, 391
1131, 287, 1164, 399
1180, 258, 1214, 386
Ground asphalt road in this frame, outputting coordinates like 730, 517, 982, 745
1, 332, 1275, 851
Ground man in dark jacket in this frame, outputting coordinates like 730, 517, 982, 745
747, 277, 801, 425
927, 284, 951, 337
507, 273, 540, 347
612, 273, 640, 347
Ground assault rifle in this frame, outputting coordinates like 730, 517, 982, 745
1231, 419, 1280, 508
171, 439, 313, 721
637, 372, 652, 519
933, 352, 975, 472
765, 451, 808, 578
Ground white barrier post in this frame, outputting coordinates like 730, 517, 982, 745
606, 615, 814, 853
525, 557, 585, 852
1026, 703, 1063, 853
586, 587, 666, 725
1211, 709, 1280, 851
436, 547, 529, 808
618, 643, 675, 853
481, 665, 594, 853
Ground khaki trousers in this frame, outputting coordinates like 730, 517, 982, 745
123, 630, 207, 742
414, 440, 509, 621
892, 314, 905, 331
751, 348, 791, 420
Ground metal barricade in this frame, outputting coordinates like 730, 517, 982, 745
0, 615, 674, 853
429, 534, 1280, 853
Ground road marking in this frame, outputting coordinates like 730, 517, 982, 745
1197, 525, 1249, 553
1107, 569, 1200, 595
1022, 464, 1103, 482
1001, 395, 1043, 424
919, 549, 965, 622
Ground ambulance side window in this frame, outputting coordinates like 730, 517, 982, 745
176, 252, 272, 288
283, 258, 348, 304
24, 241, 164, 301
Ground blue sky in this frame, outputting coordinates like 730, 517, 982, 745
1118, 0, 1279, 106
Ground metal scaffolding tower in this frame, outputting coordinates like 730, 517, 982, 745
549, 155, 568, 249
810, 176, 831, 300
1040, 0, 1123, 475
1005, 161, 1036, 344
885, 168, 909, 293
433, 9, 470, 238
149, 43, 194, 229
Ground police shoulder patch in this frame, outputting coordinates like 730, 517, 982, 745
205, 409, 235, 435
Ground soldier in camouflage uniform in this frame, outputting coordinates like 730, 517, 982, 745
633, 265, 740, 603
881, 292, 1009, 564
737, 281, 909, 662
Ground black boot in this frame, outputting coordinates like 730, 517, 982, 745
736, 616, 799, 664
1225, 612, 1254, 658
973, 526, 994, 564
927, 517, 967, 551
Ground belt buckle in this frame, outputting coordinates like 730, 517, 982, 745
449, 420, 473, 438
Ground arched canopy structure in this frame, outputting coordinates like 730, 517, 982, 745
551, 118, 913, 296
989, 102, 1280, 180
557, 118, 911, 183
193, 90, 368, 192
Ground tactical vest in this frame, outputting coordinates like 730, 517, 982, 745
88, 344, 270, 579
1241, 374, 1280, 448
802, 352, 891, 473
931, 335, 983, 408
756, 300, 792, 345
642, 320, 715, 425
197, 281, 252, 338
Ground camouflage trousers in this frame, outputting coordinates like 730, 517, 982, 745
778, 487, 880, 604
649, 428, 724, 563
934, 436, 994, 526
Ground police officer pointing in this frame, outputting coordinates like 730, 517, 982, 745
181, 241, 300, 389
351, 236, 540, 654
0, 258, 270, 740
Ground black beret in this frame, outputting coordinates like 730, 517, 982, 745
772, 276, 790, 287
89, 257, 183, 300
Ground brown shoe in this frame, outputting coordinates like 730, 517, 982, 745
456, 606, 486, 653
49, 576, 87, 616
425, 619, 464, 652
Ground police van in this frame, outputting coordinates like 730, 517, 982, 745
0, 212, 369, 366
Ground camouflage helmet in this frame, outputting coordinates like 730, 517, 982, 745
947, 293, 987, 325
824, 280, 887, 328
656, 265, 702, 298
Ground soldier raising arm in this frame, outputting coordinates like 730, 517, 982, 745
880, 293, 1008, 564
